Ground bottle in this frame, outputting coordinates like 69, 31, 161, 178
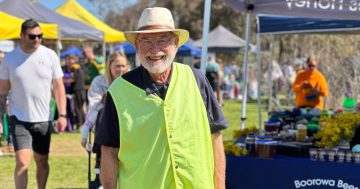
343, 97, 356, 112
296, 124, 307, 142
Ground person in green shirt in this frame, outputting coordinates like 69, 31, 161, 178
82, 46, 105, 90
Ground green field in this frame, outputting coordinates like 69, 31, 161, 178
0, 99, 267, 188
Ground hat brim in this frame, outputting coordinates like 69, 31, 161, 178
124, 29, 189, 48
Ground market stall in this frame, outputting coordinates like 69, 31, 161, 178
224, 106, 360, 189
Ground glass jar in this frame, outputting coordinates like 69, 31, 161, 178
354, 152, 360, 164
309, 148, 318, 161
337, 150, 345, 163
328, 150, 336, 162
245, 134, 256, 156
345, 150, 353, 163
318, 149, 327, 162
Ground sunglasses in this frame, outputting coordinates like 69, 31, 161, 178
27, 33, 43, 40
308, 64, 316, 68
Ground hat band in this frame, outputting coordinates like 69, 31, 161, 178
138, 25, 174, 31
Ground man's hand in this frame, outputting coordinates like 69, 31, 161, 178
56, 117, 67, 132
81, 138, 87, 148
301, 82, 312, 89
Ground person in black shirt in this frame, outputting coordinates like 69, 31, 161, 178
96, 7, 228, 188
63, 54, 86, 130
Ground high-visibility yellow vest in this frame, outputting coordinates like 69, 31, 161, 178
109, 63, 214, 189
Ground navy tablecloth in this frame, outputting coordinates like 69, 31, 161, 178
226, 155, 360, 189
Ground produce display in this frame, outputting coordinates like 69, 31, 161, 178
225, 107, 360, 161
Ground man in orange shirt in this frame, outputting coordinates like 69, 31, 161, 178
292, 56, 329, 110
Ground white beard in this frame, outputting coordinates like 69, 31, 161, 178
138, 49, 177, 74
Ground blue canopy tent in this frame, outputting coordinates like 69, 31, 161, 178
178, 41, 202, 57
60, 46, 83, 58
113, 42, 136, 55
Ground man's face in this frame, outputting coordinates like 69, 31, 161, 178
135, 32, 179, 74
307, 58, 317, 72
20, 27, 42, 52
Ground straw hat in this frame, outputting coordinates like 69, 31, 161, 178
124, 7, 189, 47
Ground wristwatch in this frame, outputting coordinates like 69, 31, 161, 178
59, 114, 67, 118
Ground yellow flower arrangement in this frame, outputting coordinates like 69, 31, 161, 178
223, 126, 258, 156
313, 112, 360, 148
233, 126, 258, 140
224, 141, 248, 156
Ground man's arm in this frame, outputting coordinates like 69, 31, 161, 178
101, 146, 119, 189
0, 79, 10, 96
0, 79, 9, 124
212, 131, 225, 189
52, 77, 67, 131
292, 74, 304, 93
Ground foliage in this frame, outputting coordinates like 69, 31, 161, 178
224, 126, 258, 157
224, 141, 247, 156
313, 112, 360, 148
233, 126, 258, 141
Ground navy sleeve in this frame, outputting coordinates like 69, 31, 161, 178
191, 67, 228, 133
95, 92, 120, 148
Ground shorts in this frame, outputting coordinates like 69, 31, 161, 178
10, 116, 51, 155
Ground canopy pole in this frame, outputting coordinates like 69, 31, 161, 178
267, 35, 274, 112
56, 27, 62, 57
240, 13, 251, 129
200, 0, 212, 74
255, 33, 263, 130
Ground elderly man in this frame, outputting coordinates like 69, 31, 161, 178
96, 7, 228, 189
292, 55, 329, 110
0, 19, 67, 189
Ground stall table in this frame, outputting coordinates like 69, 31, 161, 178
226, 155, 360, 189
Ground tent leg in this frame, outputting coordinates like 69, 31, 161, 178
267, 35, 274, 112
255, 33, 263, 130
199, 0, 212, 74
240, 13, 251, 129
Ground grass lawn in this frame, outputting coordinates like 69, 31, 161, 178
0, 99, 267, 188
0, 133, 91, 189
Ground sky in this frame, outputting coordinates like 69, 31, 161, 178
0, 0, 101, 18
40, 0, 100, 18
